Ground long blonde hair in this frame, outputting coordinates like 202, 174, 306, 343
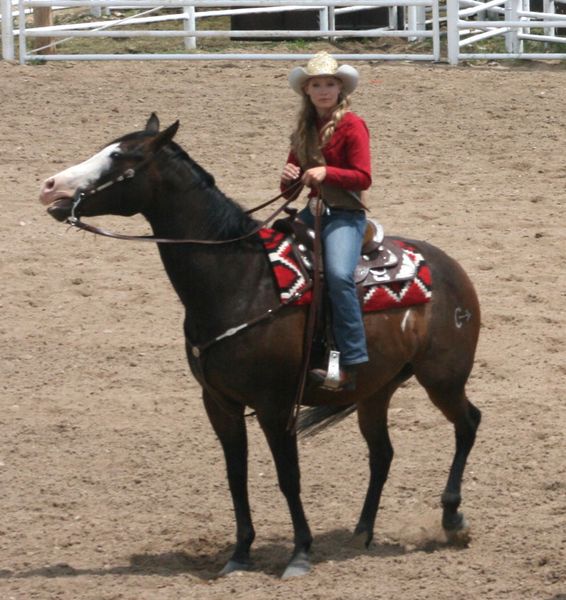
290, 92, 351, 168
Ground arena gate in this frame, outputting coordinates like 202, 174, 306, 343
1, 0, 566, 63
447, 0, 566, 63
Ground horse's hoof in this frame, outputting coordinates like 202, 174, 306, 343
282, 550, 311, 579
444, 514, 471, 546
219, 559, 252, 577
442, 510, 465, 531
349, 531, 372, 550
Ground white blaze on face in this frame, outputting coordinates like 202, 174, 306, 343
39, 142, 121, 206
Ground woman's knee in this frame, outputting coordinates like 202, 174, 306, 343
325, 266, 355, 290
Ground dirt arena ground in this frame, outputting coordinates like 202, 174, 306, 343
1, 56, 565, 600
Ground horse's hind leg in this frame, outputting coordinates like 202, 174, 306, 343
353, 388, 395, 548
423, 383, 481, 536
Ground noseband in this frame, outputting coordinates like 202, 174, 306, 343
69, 144, 174, 225
70, 168, 135, 223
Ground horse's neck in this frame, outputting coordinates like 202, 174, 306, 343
144, 183, 277, 346
158, 241, 276, 347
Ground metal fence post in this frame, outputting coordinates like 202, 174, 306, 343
447, 0, 460, 64
388, 5, 398, 29
543, 0, 555, 38
1, 0, 15, 60
18, 0, 26, 63
328, 4, 336, 42
432, 0, 440, 60
319, 5, 329, 38
183, 4, 196, 49
506, 0, 523, 53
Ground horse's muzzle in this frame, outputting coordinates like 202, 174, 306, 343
46, 197, 74, 222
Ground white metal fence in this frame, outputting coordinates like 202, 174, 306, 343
2, 0, 440, 62
2, 0, 566, 63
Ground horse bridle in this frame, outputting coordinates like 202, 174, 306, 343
69, 144, 181, 225
67, 145, 304, 245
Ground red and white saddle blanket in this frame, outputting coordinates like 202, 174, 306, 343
258, 228, 432, 312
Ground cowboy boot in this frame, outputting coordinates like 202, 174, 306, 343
309, 364, 358, 392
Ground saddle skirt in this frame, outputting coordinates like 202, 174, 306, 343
258, 219, 432, 313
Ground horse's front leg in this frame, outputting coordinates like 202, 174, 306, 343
202, 390, 255, 575
256, 408, 313, 578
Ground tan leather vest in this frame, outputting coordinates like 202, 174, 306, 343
319, 183, 368, 211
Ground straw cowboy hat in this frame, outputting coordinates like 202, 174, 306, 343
288, 52, 359, 96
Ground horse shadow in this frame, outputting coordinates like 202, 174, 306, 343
0, 528, 469, 582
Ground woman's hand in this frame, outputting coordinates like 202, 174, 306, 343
281, 163, 302, 184
302, 166, 327, 187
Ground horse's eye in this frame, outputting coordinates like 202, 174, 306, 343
110, 151, 122, 160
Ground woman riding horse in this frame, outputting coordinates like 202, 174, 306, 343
38, 111, 482, 579
281, 52, 371, 391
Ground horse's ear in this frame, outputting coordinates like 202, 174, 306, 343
145, 113, 160, 134
150, 120, 180, 150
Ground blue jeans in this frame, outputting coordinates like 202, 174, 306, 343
299, 206, 369, 367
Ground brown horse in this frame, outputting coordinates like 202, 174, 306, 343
39, 114, 481, 578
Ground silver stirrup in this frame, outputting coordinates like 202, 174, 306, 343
321, 350, 342, 390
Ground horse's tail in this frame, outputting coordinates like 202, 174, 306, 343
296, 404, 357, 438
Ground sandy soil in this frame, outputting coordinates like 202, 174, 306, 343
1, 57, 565, 600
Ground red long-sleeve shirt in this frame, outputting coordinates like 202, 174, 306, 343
282, 111, 372, 198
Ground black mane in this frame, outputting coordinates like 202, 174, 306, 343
114, 130, 257, 241
165, 141, 257, 241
